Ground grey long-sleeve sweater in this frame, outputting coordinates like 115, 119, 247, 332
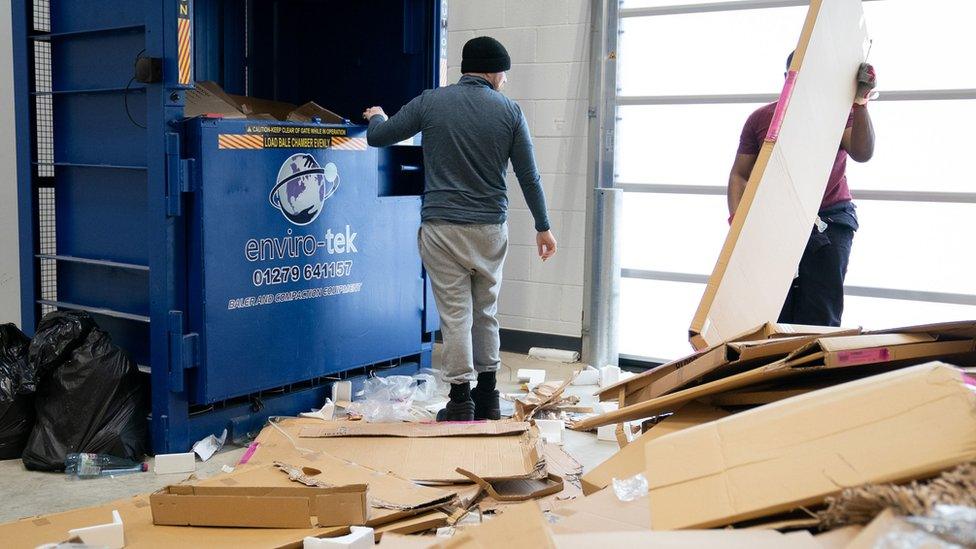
366, 75, 551, 232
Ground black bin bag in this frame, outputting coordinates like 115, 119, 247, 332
22, 311, 147, 471
0, 324, 36, 460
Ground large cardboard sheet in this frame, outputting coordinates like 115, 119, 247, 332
690, 0, 871, 349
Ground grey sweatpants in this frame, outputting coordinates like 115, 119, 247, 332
419, 221, 508, 384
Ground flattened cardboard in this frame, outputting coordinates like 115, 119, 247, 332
623, 331, 859, 406
690, 0, 870, 349
553, 530, 821, 549
299, 421, 529, 438
436, 501, 555, 549
228, 92, 297, 121
184, 81, 247, 118
580, 402, 731, 495
547, 486, 650, 535
287, 101, 346, 125
574, 334, 975, 430
596, 324, 857, 404
0, 495, 345, 549
257, 418, 542, 483
203, 443, 456, 527
644, 363, 976, 529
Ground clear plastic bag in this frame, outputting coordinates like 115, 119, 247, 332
347, 373, 442, 422
612, 473, 648, 502
876, 506, 976, 549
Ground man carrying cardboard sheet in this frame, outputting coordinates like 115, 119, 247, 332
363, 37, 557, 422
728, 52, 876, 327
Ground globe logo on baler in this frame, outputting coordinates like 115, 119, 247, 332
269, 153, 340, 225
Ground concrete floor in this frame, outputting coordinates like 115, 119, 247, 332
0, 349, 616, 524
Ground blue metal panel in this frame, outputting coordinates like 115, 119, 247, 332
50, 30, 146, 91
49, 1, 145, 34
11, 0, 37, 332
57, 262, 150, 318
53, 93, 147, 166
55, 167, 149, 264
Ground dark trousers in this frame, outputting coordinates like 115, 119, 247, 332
778, 223, 855, 327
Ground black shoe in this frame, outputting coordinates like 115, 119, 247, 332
471, 387, 501, 420
436, 398, 476, 422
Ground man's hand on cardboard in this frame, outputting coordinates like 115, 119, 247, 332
363, 106, 387, 121
537, 230, 557, 262
855, 63, 876, 105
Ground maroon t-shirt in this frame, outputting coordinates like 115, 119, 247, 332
738, 102, 854, 211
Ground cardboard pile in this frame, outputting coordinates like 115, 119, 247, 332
184, 81, 345, 123
575, 321, 976, 431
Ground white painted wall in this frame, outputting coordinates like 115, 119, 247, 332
448, 0, 590, 337
0, 0, 21, 327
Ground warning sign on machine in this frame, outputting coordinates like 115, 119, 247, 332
218, 125, 367, 150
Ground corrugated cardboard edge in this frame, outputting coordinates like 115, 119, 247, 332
689, 0, 866, 350
299, 421, 529, 438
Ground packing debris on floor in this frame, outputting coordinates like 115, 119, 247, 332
2, 318, 976, 547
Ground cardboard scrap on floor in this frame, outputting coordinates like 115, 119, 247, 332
260, 418, 544, 483
643, 362, 976, 529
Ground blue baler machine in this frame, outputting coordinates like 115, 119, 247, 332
11, 0, 446, 453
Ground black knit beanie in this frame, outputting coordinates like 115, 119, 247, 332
461, 36, 511, 73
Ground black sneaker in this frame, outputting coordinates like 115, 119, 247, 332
471, 387, 501, 420
436, 398, 476, 422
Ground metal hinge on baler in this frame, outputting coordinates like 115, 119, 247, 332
165, 132, 196, 217
167, 310, 199, 393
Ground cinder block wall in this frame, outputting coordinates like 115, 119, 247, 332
447, 0, 590, 338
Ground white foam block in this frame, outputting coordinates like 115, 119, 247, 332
304, 527, 374, 549
154, 452, 196, 474
528, 347, 580, 363
573, 366, 600, 386
600, 365, 621, 387
332, 381, 353, 406
68, 510, 124, 549
534, 419, 565, 444
517, 368, 547, 385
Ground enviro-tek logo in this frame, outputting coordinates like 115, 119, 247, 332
269, 153, 340, 226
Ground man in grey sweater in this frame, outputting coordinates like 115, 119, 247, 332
364, 36, 556, 421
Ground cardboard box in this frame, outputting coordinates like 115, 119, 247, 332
287, 101, 346, 124
150, 483, 367, 528
574, 333, 975, 430
843, 510, 915, 549
690, 0, 870, 349
263, 418, 543, 483
580, 402, 730, 495
643, 362, 976, 529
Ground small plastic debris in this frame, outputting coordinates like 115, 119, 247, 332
612, 473, 649, 502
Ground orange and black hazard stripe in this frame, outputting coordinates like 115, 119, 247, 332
218, 134, 264, 149
177, 2, 192, 85
330, 136, 368, 151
